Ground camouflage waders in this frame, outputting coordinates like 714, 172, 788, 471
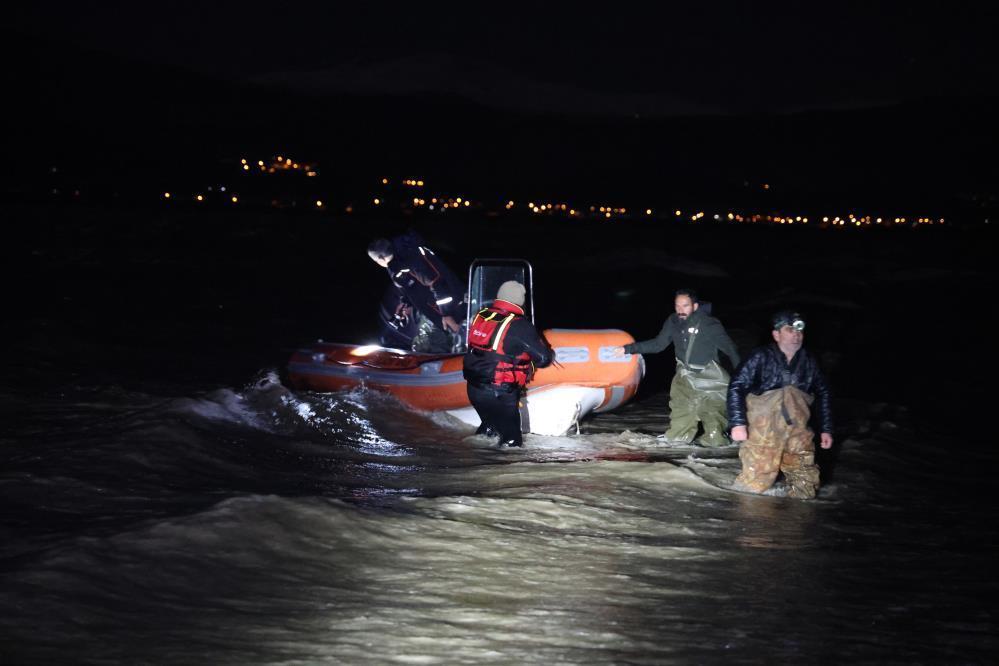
411, 312, 453, 353
734, 385, 821, 499
666, 360, 730, 446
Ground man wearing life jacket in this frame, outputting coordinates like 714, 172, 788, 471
462, 281, 553, 447
368, 232, 467, 353
727, 310, 834, 499
612, 288, 740, 447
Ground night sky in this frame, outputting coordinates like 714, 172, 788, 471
5, 4, 999, 210
10, 3, 999, 116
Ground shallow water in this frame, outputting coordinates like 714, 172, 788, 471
3, 206, 996, 663
2, 373, 995, 664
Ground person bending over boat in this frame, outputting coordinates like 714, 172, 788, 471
612, 289, 740, 447
463, 281, 553, 447
367, 231, 467, 353
727, 310, 834, 499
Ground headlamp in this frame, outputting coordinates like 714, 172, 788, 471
772, 312, 806, 332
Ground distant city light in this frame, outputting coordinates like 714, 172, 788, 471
150, 155, 965, 231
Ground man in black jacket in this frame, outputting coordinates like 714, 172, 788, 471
727, 310, 834, 499
463, 281, 553, 447
613, 289, 740, 446
368, 233, 467, 353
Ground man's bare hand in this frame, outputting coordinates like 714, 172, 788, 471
441, 316, 459, 333
730, 425, 748, 441
820, 433, 833, 449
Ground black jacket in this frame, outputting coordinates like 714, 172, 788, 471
624, 308, 740, 368
727, 344, 834, 434
386, 237, 465, 327
463, 317, 553, 387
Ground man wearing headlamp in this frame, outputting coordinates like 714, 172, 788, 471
727, 310, 834, 499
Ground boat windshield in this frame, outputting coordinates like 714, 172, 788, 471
467, 260, 534, 330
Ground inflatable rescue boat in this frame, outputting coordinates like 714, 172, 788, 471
287, 260, 644, 436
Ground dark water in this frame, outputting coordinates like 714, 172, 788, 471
2, 204, 996, 663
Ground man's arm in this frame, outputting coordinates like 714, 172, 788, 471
726, 352, 760, 435
407, 253, 463, 330
810, 355, 834, 447
508, 320, 553, 368
715, 322, 741, 368
622, 316, 676, 355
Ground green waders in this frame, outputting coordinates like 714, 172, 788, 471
733, 385, 821, 499
665, 360, 731, 446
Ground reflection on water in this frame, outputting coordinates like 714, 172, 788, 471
1, 381, 996, 663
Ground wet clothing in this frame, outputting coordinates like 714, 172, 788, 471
728, 344, 833, 499
734, 386, 822, 499
467, 382, 523, 446
623, 308, 740, 446
667, 360, 730, 446
463, 300, 553, 446
384, 235, 466, 328
726, 344, 833, 434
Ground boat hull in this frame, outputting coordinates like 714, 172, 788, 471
287, 329, 644, 435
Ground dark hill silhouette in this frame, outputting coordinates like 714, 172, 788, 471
4, 30, 996, 210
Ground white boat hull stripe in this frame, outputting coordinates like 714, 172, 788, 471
288, 362, 466, 387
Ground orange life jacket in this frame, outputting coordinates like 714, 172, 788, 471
467, 301, 534, 386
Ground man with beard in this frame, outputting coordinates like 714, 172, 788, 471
727, 310, 834, 499
613, 288, 740, 446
